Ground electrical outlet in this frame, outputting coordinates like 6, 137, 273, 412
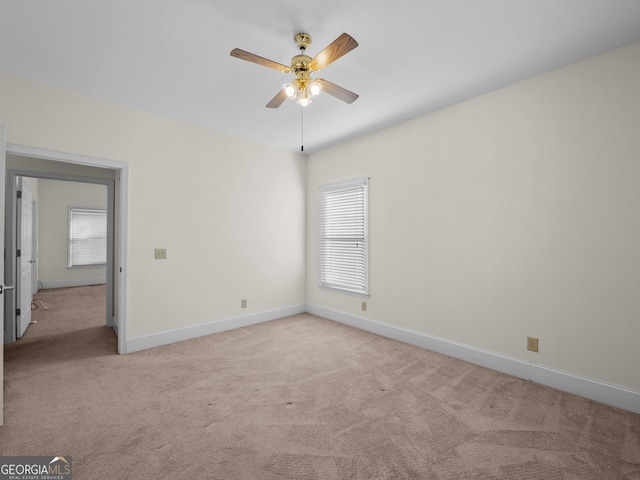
154, 248, 167, 260
241, 299, 247, 308
527, 336, 539, 352
361, 301, 367, 311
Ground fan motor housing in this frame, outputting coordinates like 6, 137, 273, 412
291, 54, 312, 73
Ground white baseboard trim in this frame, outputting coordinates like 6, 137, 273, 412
111, 316, 118, 336
41, 279, 106, 289
306, 304, 640, 415
125, 304, 306, 354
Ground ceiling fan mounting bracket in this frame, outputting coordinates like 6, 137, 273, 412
294, 33, 312, 50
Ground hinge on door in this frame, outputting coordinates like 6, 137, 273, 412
17, 190, 22, 198
16, 308, 21, 317
16, 249, 21, 257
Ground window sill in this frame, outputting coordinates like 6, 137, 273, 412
319, 285, 370, 299
67, 264, 107, 270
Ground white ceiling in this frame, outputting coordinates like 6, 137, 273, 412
2, 1, 640, 155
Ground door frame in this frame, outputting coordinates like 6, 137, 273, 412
5, 144, 128, 354
6, 172, 114, 341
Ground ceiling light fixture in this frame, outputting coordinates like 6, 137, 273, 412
282, 77, 323, 106
281, 34, 325, 107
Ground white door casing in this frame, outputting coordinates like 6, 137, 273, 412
1, 125, 7, 426
32, 200, 38, 295
5, 143, 128, 355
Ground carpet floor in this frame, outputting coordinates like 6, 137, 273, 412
1, 285, 639, 479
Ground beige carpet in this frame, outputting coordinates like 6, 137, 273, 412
1, 285, 639, 479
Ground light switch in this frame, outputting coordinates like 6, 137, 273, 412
154, 248, 167, 260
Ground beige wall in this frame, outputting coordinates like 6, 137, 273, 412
36, 179, 108, 287
307, 40, 640, 391
0, 74, 307, 340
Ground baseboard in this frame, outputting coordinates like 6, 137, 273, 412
125, 304, 306, 354
41, 279, 106, 289
306, 304, 640, 415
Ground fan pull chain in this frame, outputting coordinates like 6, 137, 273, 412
301, 107, 304, 152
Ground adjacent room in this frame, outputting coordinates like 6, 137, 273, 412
0, 1, 639, 478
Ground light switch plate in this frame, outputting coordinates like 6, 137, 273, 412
154, 248, 167, 260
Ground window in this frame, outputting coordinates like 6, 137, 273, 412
319, 177, 369, 296
68, 208, 107, 267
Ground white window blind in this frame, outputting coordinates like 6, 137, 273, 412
319, 178, 368, 296
69, 208, 107, 267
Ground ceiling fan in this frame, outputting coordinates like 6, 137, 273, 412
230, 32, 359, 108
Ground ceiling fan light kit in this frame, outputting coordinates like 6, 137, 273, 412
283, 78, 322, 106
283, 33, 322, 106
230, 32, 359, 108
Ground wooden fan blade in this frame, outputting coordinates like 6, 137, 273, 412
317, 79, 359, 104
230, 48, 291, 73
309, 33, 358, 71
266, 89, 288, 108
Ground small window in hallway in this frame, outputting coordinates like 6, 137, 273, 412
68, 207, 107, 267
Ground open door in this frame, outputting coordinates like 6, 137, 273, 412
16, 177, 33, 338
1, 125, 7, 426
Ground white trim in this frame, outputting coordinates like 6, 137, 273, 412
319, 285, 370, 299
306, 304, 640, 415
112, 316, 119, 337
40, 279, 106, 289
318, 176, 370, 192
7, 144, 126, 170
126, 304, 306, 353
116, 165, 128, 355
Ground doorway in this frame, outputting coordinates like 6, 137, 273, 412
4, 144, 128, 354
6, 176, 110, 342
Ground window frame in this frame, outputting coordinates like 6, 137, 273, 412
67, 207, 108, 268
318, 177, 369, 297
